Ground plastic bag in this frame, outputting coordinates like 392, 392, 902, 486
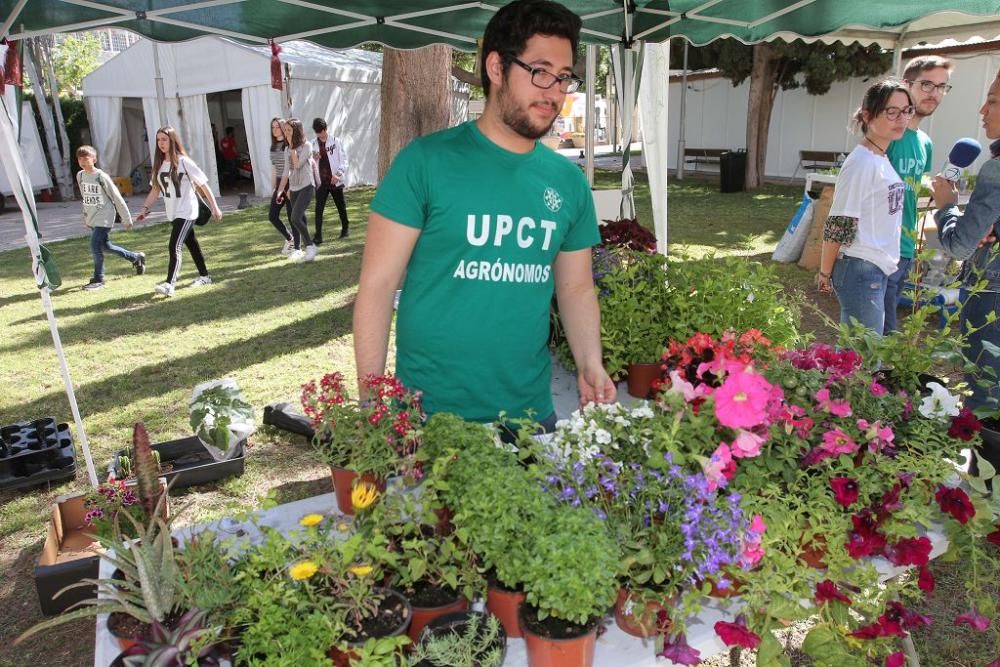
772, 192, 816, 263
190, 378, 256, 461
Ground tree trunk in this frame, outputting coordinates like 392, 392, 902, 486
42, 38, 73, 197
378, 45, 452, 181
744, 43, 781, 191
25, 39, 73, 201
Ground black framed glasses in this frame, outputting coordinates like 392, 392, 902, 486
912, 79, 953, 94
509, 57, 582, 93
880, 105, 916, 121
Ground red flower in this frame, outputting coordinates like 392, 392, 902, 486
935, 485, 976, 524
814, 580, 851, 605
885, 652, 905, 667
987, 659, 1000, 667
987, 525, 1000, 548
845, 511, 887, 560
917, 565, 935, 595
955, 606, 991, 631
714, 615, 761, 649
830, 476, 860, 508
886, 536, 932, 567
947, 407, 982, 441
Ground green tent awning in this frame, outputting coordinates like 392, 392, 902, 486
5, 1, 1000, 49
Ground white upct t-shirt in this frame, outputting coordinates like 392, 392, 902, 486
829, 144, 905, 275
156, 156, 207, 221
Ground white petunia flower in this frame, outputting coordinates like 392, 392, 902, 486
918, 382, 960, 419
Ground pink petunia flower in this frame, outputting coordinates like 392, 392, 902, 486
703, 443, 734, 492
955, 606, 991, 631
713, 366, 773, 429
658, 631, 701, 666
820, 428, 858, 457
729, 429, 766, 459
815, 387, 853, 417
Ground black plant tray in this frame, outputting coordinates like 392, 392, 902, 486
0, 418, 77, 491
111, 436, 245, 488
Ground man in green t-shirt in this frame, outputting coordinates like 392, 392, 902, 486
883, 55, 954, 333
353, 0, 616, 427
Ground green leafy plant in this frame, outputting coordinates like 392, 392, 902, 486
189, 380, 255, 457
121, 607, 224, 667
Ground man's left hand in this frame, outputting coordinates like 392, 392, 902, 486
578, 364, 617, 408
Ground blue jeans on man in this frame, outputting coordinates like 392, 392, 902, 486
883, 256, 913, 334
90, 226, 141, 281
832, 255, 889, 334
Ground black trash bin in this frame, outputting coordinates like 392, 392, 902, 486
719, 150, 747, 193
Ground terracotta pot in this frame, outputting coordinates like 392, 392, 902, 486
107, 612, 145, 653
520, 605, 597, 667
702, 575, 744, 598
486, 584, 526, 639
613, 587, 673, 638
407, 592, 468, 642
414, 610, 507, 667
328, 587, 412, 665
433, 505, 454, 537
330, 467, 385, 515
626, 362, 662, 399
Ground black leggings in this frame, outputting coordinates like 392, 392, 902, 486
315, 183, 349, 238
166, 217, 208, 284
268, 189, 298, 247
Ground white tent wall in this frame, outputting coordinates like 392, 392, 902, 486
666, 49, 1000, 181
0, 90, 52, 195
289, 79, 380, 188
241, 85, 283, 196
638, 42, 670, 255
83, 95, 123, 175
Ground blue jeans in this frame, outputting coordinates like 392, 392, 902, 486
961, 288, 1000, 411
883, 256, 912, 334
832, 255, 888, 334
90, 226, 140, 281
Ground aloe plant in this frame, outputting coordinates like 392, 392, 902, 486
15, 492, 181, 643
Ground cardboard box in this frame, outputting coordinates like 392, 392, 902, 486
798, 185, 835, 270
33, 492, 99, 616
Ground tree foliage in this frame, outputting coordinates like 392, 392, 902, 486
51, 33, 101, 97
675, 38, 893, 95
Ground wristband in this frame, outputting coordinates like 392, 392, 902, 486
818, 271, 831, 279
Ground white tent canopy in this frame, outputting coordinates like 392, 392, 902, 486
83, 37, 386, 197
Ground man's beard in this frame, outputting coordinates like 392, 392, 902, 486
498, 86, 558, 140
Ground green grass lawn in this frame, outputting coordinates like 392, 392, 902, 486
0, 169, 992, 666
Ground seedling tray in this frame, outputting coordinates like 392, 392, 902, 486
110, 436, 245, 488
0, 418, 77, 491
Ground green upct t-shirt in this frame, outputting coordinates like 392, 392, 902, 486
886, 127, 933, 259
370, 121, 600, 423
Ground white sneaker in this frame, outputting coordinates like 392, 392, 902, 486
280, 240, 293, 255
154, 282, 175, 297
303, 245, 317, 262
288, 249, 305, 262
190, 275, 213, 287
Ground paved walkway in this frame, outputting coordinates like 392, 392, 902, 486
0, 193, 262, 253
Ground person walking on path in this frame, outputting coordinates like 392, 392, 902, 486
76, 145, 145, 290
136, 126, 223, 297
267, 117, 298, 255
277, 118, 318, 262
353, 0, 615, 430
883, 56, 954, 333
816, 79, 913, 335
311, 117, 350, 243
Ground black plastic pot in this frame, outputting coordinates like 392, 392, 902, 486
413, 610, 508, 667
0, 418, 76, 491
111, 436, 245, 488
973, 420, 1000, 491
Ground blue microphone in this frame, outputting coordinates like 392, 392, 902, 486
938, 138, 982, 181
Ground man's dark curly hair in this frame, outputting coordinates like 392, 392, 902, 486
479, 0, 582, 97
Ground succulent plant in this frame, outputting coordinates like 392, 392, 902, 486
122, 607, 224, 667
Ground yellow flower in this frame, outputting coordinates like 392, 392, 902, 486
336, 521, 351, 533
299, 513, 324, 527
289, 560, 319, 581
349, 564, 373, 577
351, 482, 380, 511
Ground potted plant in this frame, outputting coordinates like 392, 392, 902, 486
189, 377, 255, 462
367, 487, 484, 642
410, 611, 506, 667
302, 372, 424, 514
118, 608, 225, 666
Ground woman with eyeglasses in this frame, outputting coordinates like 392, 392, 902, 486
817, 78, 914, 334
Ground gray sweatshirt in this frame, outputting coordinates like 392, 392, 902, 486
78, 169, 133, 228
284, 141, 316, 192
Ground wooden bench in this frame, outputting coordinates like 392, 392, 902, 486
795, 150, 845, 177
683, 148, 726, 168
